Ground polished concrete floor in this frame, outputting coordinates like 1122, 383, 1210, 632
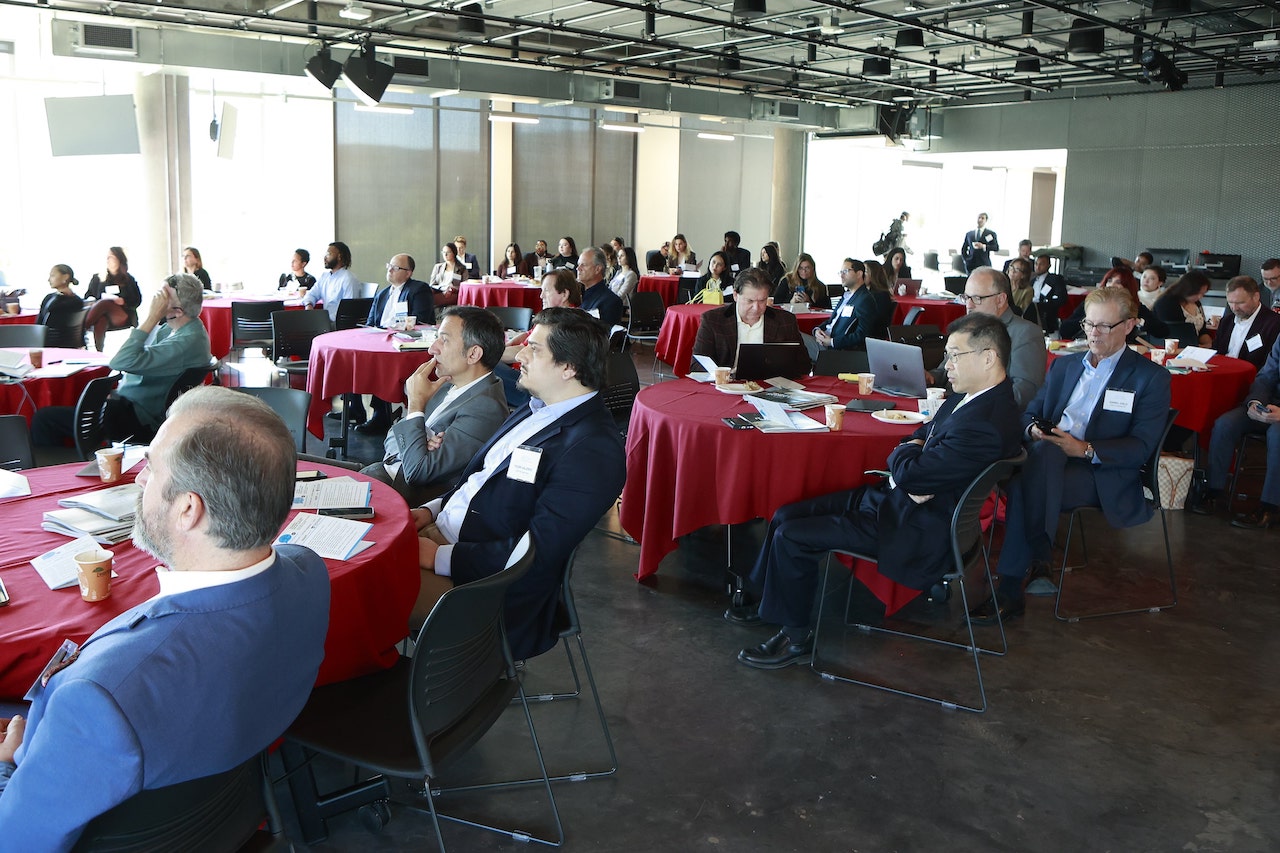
232, 349, 1280, 852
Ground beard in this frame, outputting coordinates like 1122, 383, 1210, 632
131, 496, 174, 565
324, 257, 337, 270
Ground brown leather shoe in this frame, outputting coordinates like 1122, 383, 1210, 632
1231, 508, 1277, 530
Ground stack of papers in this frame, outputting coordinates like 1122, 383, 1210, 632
742, 398, 828, 433
746, 387, 838, 411
275, 513, 373, 560
30, 536, 110, 590
292, 476, 372, 509
0, 350, 32, 380
42, 484, 141, 544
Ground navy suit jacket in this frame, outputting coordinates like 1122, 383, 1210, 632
1213, 308, 1280, 372
862, 378, 1024, 589
1023, 348, 1171, 529
580, 281, 624, 328
442, 393, 625, 661
0, 547, 330, 851
821, 286, 891, 350
366, 278, 435, 327
1031, 272, 1069, 333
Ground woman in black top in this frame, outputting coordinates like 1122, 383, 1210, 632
182, 246, 212, 289
1059, 268, 1164, 345
757, 244, 786, 287
279, 248, 317, 291
1153, 270, 1213, 347
84, 246, 142, 351
549, 236, 578, 271
773, 252, 831, 310
39, 264, 86, 349
885, 247, 912, 280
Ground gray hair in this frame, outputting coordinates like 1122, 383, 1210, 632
165, 273, 205, 318
580, 245, 607, 272
162, 386, 297, 550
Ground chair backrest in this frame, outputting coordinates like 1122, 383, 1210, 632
230, 301, 284, 347
408, 534, 535, 777
1141, 409, 1181, 510
0, 324, 48, 348
602, 351, 640, 434
627, 291, 666, 332
0, 415, 35, 470
358, 280, 380, 299
74, 374, 121, 461
1161, 322, 1197, 348
334, 298, 374, 331
46, 309, 89, 349
232, 386, 312, 452
271, 310, 332, 362
943, 275, 968, 295
297, 451, 361, 470
163, 362, 219, 410
487, 306, 534, 332
901, 305, 924, 326
70, 756, 266, 853
888, 324, 946, 370
950, 451, 1027, 575
813, 348, 869, 376
553, 547, 583, 642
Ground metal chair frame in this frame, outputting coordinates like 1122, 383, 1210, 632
1226, 429, 1268, 514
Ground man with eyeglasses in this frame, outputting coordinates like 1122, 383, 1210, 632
575, 246, 624, 328
928, 267, 1045, 410
970, 286, 1171, 624
1259, 258, 1280, 311
730, 313, 1023, 669
807, 259, 891, 360
356, 254, 438, 434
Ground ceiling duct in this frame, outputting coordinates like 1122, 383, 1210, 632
751, 99, 801, 122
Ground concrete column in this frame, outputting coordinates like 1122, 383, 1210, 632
489, 99, 514, 273
134, 72, 191, 282
769, 127, 805, 259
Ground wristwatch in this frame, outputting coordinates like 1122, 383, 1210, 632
1083, 442, 1096, 461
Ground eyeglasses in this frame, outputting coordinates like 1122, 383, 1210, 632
942, 348, 989, 364
386, 264, 410, 273
839, 268, 855, 276
961, 293, 996, 304
1080, 319, 1128, 333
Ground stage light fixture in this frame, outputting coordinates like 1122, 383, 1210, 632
732, 0, 766, 19
457, 2, 485, 36
1015, 46, 1041, 74
1067, 20, 1105, 55
338, 2, 372, 21
895, 24, 925, 50
305, 44, 342, 90
1140, 47, 1187, 91
341, 41, 395, 106
862, 49, 891, 77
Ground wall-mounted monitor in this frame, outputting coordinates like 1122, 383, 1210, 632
44, 94, 141, 156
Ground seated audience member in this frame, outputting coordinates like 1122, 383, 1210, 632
1260, 258, 1280, 311
667, 234, 697, 274
1059, 267, 1163, 345
1138, 264, 1167, 311
453, 235, 480, 278
722, 231, 753, 276
428, 242, 468, 308
300, 241, 358, 322
772, 252, 831, 310
33, 274, 212, 446
549, 236, 578, 271
1002, 239, 1034, 276
1029, 255, 1069, 335
362, 306, 508, 505
695, 252, 734, 298
1152, 270, 1213, 347
38, 264, 86, 349
610, 246, 639, 305
1132, 251, 1154, 274
694, 268, 810, 375
84, 246, 142, 352
497, 242, 531, 279
645, 241, 670, 272
279, 248, 316, 291
599, 243, 619, 283
524, 239, 553, 275
576, 246, 624, 328
810, 259, 890, 356
757, 244, 786, 287
1005, 257, 1040, 328
971, 286, 1171, 623
409, 308, 626, 660
731, 313, 1023, 668
885, 247, 912, 280
357, 254, 438, 435
1194, 320, 1280, 528
928, 267, 1046, 410
181, 246, 211, 290
1213, 276, 1280, 371
0, 386, 330, 850
496, 270, 583, 409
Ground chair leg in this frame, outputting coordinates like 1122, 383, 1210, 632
1055, 508, 1177, 622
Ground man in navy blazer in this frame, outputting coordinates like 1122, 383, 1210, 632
366, 253, 436, 329
810, 259, 891, 357
0, 387, 330, 851
1030, 255, 1070, 334
972, 287, 1172, 623
732, 313, 1024, 669
409, 308, 625, 661
960, 212, 999, 274
1211, 275, 1280, 372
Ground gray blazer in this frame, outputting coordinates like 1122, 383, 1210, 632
929, 308, 1046, 410
386, 372, 509, 496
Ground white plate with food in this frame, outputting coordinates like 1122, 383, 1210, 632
871, 409, 929, 425
715, 381, 764, 394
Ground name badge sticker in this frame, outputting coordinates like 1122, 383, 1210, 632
1247, 334, 1263, 352
508, 445, 543, 483
840, 305, 855, 318
1103, 388, 1135, 414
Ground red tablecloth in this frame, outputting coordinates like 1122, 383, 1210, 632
639, 274, 681, 306
0, 311, 37, 325
1061, 291, 1087, 320
199, 296, 302, 359
458, 282, 544, 312
304, 328, 438, 437
0, 348, 110, 425
653, 305, 831, 377
619, 376, 924, 613
891, 296, 967, 330
796, 311, 830, 335
0, 461, 418, 700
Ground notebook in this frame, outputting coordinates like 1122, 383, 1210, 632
866, 338, 928, 398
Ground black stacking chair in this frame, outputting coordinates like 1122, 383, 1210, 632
0, 324, 47, 348
0, 415, 35, 470
487, 306, 534, 332
229, 301, 283, 359
270, 310, 332, 385
813, 349, 869, 376
73, 374, 121, 461
232, 387, 312, 452
334, 298, 374, 332
46, 309, 88, 349
601, 351, 640, 437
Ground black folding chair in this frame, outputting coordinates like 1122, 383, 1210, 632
334, 298, 375, 332
232, 386, 312, 452
230, 301, 283, 358
0, 415, 35, 470
487, 306, 534, 332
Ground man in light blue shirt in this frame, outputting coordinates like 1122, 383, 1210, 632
301, 241, 358, 323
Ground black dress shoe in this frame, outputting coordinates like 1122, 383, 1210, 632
968, 593, 1025, 626
354, 417, 391, 435
1231, 508, 1278, 530
1188, 493, 1218, 515
737, 630, 814, 669
724, 603, 761, 624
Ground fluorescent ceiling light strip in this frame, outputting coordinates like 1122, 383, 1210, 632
354, 104, 413, 115
604, 105, 642, 114
599, 121, 644, 133
696, 132, 735, 141
489, 113, 539, 124
429, 88, 461, 98
265, 0, 305, 14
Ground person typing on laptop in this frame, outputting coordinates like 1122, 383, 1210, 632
694, 268, 811, 377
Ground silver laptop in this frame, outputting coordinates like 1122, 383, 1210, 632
865, 338, 927, 398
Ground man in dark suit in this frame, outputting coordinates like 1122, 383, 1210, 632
524, 239, 553, 276
1002, 239, 1033, 276
646, 242, 670, 272
366, 253, 435, 329
576, 246, 624, 328
971, 287, 1172, 623
361, 306, 509, 505
730, 313, 1023, 669
1030, 254, 1069, 334
408, 308, 625, 661
1212, 276, 1280, 371
0, 387, 330, 848
693, 268, 810, 376
722, 231, 753, 277
453, 235, 480, 278
960, 212, 999, 274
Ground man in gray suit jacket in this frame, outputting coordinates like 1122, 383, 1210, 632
362, 306, 509, 505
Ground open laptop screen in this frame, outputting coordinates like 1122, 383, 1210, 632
865, 338, 928, 398
733, 343, 808, 381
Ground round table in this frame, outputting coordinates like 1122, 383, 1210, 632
891, 296, 967, 330
638, 274, 680, 306
0, 348, 111, 426
0, 461, 418, 700
304, 328, 439, 438
619, 376, 926, 612
654, 304, 829, 377
199, 295, 302, 359
0, 311, 37, 326
458, 282, 544, 312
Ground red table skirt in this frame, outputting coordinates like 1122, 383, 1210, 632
458, 283, 544, 312
639, 275, 681, 306
199, 297, 302, 360
619, 376, 929, 614
891, 296, 967, 331
305, 328, 438, 437
0, 461, 418, 700
0, 312, 37, 325
0, 349, 110, 425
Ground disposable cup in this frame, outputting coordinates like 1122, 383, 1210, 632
824, 404, 845, 432
857, 373, 876, 395
28, 349, 43, 369
74, 549, 113, 602
1150, 348, 1167, 366
95, 447, 124, 483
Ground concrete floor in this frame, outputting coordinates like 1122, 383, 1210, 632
228, 349, 1280, 852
